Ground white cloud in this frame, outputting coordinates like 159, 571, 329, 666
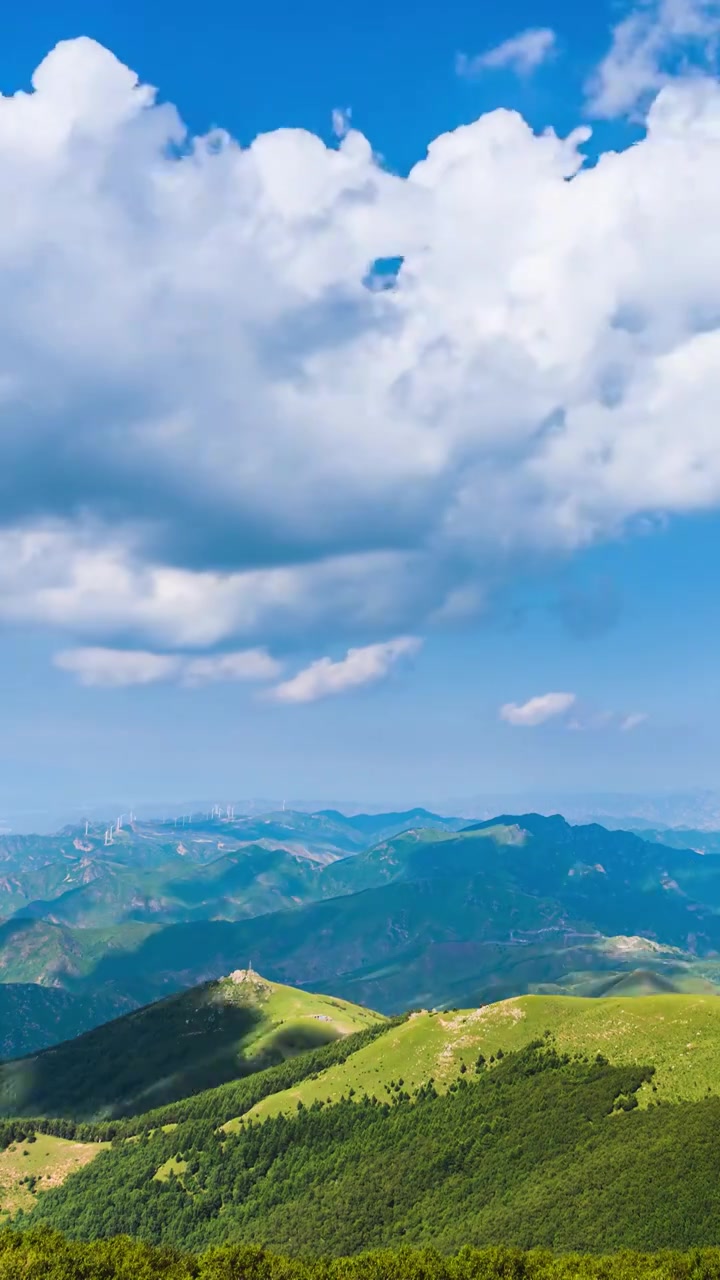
0, 525, 428, 648
587, 0, 720, 118
270, 637, 421, 704
457, 28, 557, 78
54, 645, 281, 687
182, 649, 281, 685
620, 711, 649, 731
0, 39, 719, 654
54, 648, 182, 687
331, 107, 352, 138
499, 691, 576, 726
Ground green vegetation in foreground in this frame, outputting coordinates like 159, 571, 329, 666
0, 970, 384, 1121
11, 1002, 720, 1254
246, 991, 720, 1121
24, 1044, 720, 1255
7, 1230, 720, 1280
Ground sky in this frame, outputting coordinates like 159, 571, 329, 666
2, 0, 720, 823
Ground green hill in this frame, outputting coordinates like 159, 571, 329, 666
245, 991, 720, 1121
11, 992, 720, 1255
0, 970, 384, 1120
0, 918, 156, 988
22, 1039, 720, 1256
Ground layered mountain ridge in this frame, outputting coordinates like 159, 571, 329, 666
3, 807, 720, 1055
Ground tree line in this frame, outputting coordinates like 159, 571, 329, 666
4, 1227, 720, 1279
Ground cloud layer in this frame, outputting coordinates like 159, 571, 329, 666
1, 37, 720, 658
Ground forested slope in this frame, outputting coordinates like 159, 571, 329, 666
23, 1043, 720, 1255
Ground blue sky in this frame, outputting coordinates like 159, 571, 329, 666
2, 0, 619, 161
1, 0, 720, 823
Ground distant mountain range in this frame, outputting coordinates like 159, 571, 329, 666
0, 807, 467, 928
4, 807, 720, 1056
10, 787, 720, 835
435, 790, 720, 831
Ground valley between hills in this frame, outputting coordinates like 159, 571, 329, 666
5, 809, 720, 1275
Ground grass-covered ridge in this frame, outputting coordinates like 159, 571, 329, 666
8, 990, 720, 1245
0, 970, 384, 1121
246, 991, 720, 1121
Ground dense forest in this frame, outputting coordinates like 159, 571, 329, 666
23, 1043, 720, 1255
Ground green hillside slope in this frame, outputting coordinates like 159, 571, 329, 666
13, 994, 720, 1255
0, 984, 134, 1058
58, 872, 720, 1019
16, 842, 329, 929
247, 991, 720, 1121
0, 918, 157, 987
24, 1041, 720, 1256
0, 1133, 108, 1219
0, 970, 384, 1120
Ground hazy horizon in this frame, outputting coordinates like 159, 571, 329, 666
5, 787, 720, 835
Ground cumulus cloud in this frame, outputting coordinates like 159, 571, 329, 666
457, 28, 557, 78
54, 645, 280, 687
587, 0, 720, 118
270, 637, 421, 703
0, 525, 430, 648
499, 692, 577, 726
0, 38, 720, 656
